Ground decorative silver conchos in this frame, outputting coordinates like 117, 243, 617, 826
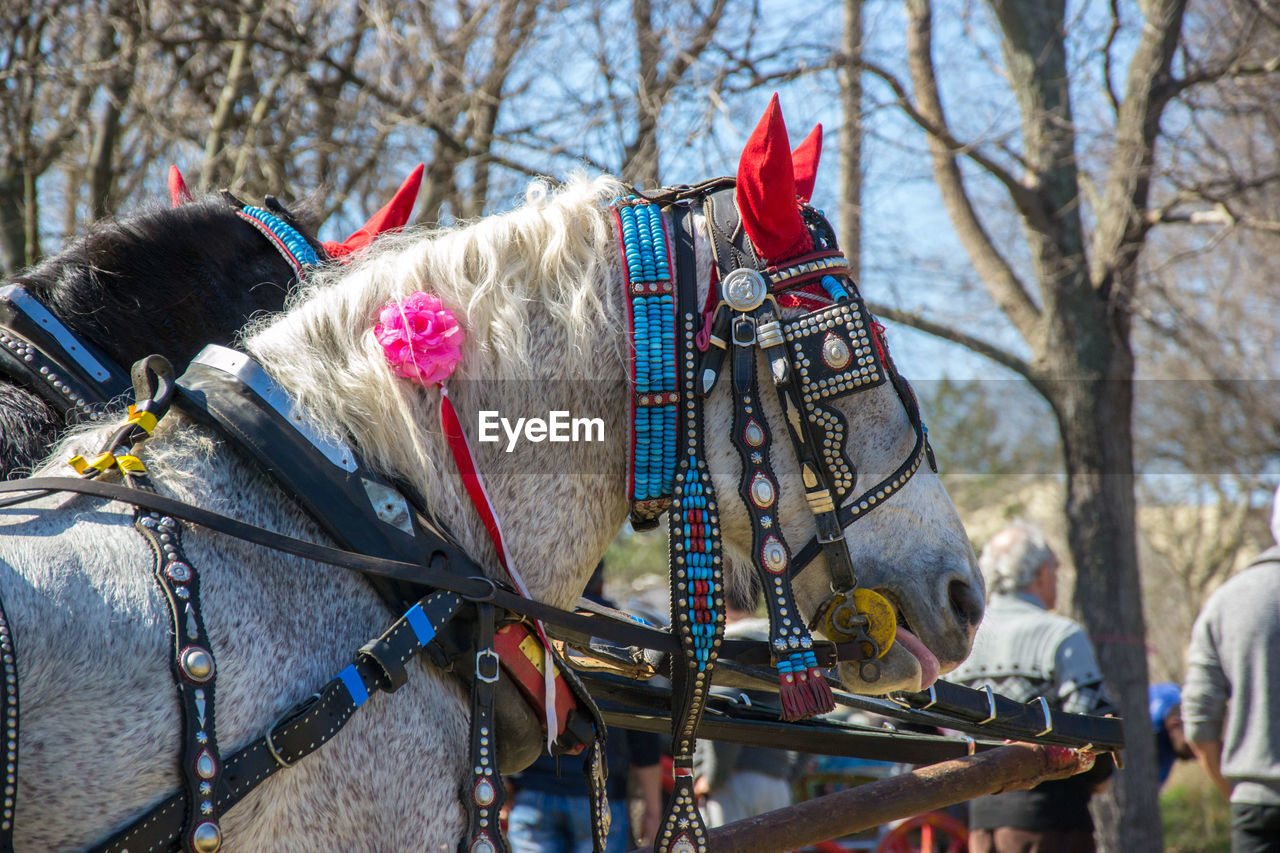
721, 268, 768, 311
761, 536, 788, 574
822, 332, 851, 369
471, 835, 497, 853
195, 748, 218, 780
783, 299, 885, 405
743, 419, 764, 447
191, 820, 222, 852
166, 561, 192, 582
181, 646, 215, 682
749, 473, 775, 508
671, 834, 698, 853
474, 777, 496, 806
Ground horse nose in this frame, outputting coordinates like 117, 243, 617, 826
948, 578, 983, 631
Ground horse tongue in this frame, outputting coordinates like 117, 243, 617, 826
894, 626, 940, 690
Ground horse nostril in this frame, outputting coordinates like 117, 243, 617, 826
949, 579, 983, 628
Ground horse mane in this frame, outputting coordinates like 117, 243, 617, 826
246, 174, 629, 490
11, 195, 310, 371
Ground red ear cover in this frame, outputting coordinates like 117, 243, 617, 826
792, 124, 822, 203
323, 163, 424, 260
168, 166, 193, 207
735, 94, 812, 263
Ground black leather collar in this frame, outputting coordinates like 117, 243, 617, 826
174, 345, 465, 612
0, 284, 132, 418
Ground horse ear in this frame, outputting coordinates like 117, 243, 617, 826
324, 164, 424, 260
792, 124, 822, 203
168, 165, 193, 207
736, 94, 811, 263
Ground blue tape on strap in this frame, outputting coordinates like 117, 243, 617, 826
339, 664, 369, 707
405, 603, 436, 646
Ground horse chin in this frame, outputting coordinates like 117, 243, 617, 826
835, 631, 941, 695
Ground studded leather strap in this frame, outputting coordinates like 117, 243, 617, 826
92, 591, 466, 853
462, 602, 508, 853
655, 203, 724, 853
0, 592, 16, 853
130, 487, 225, 853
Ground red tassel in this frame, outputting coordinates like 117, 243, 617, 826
779, 672, 816, 722
807, 667, 836, 716
736, 94, 812, 264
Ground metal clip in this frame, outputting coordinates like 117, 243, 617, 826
979, 685, 998, 725
1034, 696, 1053, 737
476, 648, 501, 683
962, 735, 976, 756
920, 685, 938, 710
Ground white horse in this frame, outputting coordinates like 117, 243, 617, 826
0, 132, 981, 850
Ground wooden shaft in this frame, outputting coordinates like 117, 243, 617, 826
631, 743, 1095, 853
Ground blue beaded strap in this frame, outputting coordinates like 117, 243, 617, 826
235, 204, 322, 278
613, 198, 678, 525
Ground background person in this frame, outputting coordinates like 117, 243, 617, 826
1182, 485, 1280, 853
703, 581, 799, 827
507, 564, 663, 852
948, 522, 1115, 853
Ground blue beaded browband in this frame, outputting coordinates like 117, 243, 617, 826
232, 201, 322, 278
613, 198, 680, 527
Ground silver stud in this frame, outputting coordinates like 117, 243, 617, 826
181, 647, 215, 682
191, 821, 222, 852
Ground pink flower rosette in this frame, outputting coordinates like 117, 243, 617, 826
374, 291, 464, 385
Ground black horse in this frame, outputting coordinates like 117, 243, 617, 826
0, 166, 421, 478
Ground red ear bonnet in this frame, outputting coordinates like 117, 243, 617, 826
791, 124, 822, 204
735, 94, 813, 263
168, 166, 194, 207
323, 163, 424, 259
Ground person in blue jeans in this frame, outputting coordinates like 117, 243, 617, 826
508, 565, 662, 852
507, 725, 662, 853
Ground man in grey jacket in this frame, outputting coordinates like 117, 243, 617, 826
948, 522, 1115, 853
1183, 485, 1280, 853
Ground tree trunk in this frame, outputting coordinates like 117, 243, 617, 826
1050, 350, 1161, 853
0, 167, 24, 275
839, 0, 863, 274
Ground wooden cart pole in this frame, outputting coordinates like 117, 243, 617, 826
630, 743, 1099, 853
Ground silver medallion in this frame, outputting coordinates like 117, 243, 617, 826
761, 536, 788, 573
750, 473, 775, 507
722, 268, 768, 311
743, 419, 765, 447
822, 332, 852, 369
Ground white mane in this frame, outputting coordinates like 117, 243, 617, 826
244, 174, 629, 493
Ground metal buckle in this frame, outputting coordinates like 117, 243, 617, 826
1034, 696, 1054, 737
266, 693, 320, 768
476, 648, 501, 683
463, 576, 498, 603
979, 685, 998, 725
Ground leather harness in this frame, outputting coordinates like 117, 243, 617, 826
0, 184, 1126, 853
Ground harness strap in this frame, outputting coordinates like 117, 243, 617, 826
462, 603, 509, 853
0, 284, 132, 418
0, 476, 869, 672
0, 590, 15, 853
655, 201, 723, 853
92, 591, 466, 853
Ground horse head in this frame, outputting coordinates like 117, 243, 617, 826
697, 95, 984, 696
